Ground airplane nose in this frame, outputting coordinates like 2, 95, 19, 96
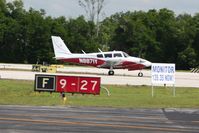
145, 61, 152, 67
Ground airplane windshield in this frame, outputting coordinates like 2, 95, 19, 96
123, 52, 129, 57
140, 59, 146, 63
114, 53, 122, 58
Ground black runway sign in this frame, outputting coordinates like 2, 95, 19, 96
34, 75, 56, 92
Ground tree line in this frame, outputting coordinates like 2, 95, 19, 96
0, 0, 199, 69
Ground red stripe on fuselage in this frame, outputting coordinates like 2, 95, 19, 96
118, 61, 145, 70
127, 64, 145, 70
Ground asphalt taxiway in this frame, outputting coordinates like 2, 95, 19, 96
0, 105, 199, 133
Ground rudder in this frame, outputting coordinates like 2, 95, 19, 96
51, 36, 71, 58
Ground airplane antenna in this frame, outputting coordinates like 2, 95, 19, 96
82, 50, 86, 54
98, 48, 103, 53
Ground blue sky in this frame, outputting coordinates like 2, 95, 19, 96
7, 0, 199, 18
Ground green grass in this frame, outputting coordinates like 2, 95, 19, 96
0, 79, 199, 108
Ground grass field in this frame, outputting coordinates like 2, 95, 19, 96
0, 79, 199, 108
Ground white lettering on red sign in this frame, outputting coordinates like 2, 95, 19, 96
60, 79, 67, 88
56, 76, 100, 95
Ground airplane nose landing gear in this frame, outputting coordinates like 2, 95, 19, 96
138, 72, 143, 77
108, 70, 114, 75
108, 66, 114, 75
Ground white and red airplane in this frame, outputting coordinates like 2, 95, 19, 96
51, 36, 151, 77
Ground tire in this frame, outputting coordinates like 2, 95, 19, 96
138, 72, 143, 77
108, 70, 114, 75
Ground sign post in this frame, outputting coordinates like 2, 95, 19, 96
151, 63, 175, 97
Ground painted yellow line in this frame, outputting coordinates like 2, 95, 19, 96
0, 113, 48, 117
62, 115, 168, 123
192, 121, 199, 124
0, 113, 168, 125
0, 117, 195, 132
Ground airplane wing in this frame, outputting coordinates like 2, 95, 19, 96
116, 61, 145, 70
97, 58, 122, 68
127, 64, 145, 70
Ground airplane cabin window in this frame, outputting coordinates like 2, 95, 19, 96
104, 53, 112, 58
97, 54, 103, 58
123, 52, 129, 57
114, 53, 122, 57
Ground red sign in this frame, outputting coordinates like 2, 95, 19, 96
79, 77, 100, 94
56, 76, 100, 95
56, 76, 78, 93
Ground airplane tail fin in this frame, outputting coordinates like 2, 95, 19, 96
51, 36, 71, 58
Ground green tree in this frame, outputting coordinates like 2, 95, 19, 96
0, 0, 199, 69
0, 0, 25, 63
178, 47, 197, 69
24, 8, 52, 63
65, 16, 99, 53
192, 13, 199, 66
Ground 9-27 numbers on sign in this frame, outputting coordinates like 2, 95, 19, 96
59, 79, 98, 91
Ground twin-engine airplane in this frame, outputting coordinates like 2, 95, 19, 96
51, 36, 151, 77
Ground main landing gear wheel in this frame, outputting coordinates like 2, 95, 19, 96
138, 72, 143, 77
108, 70, 114, 75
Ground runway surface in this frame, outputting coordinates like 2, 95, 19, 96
0, 105, 199, 133
0, 63, 199, 87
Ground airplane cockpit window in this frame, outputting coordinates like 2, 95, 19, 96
123, 52, 129, 58
114, 53, 122, 58
104, 53, 112, 58
97, 54, 103, 58
140, 59, 146, 63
